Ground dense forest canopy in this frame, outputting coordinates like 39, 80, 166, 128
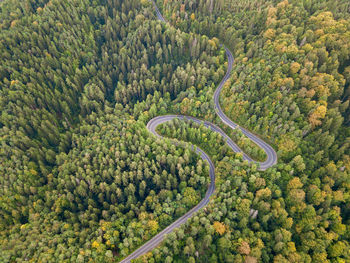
0, 0, 349, 262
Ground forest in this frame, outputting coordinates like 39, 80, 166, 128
0, 0, 349, 262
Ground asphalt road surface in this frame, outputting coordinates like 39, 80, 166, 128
119, 2, 277, 262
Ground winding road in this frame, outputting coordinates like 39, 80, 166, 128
119, 2, 277, 262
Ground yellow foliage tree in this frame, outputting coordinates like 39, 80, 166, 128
264, 28, 276, 40
267, 7, 277, 18
10, 20, 18, 27
147, 220, 159, 235
277, 0, 289, 9
290, 62, 301, 74
287, 177, 303, 191
256, 188, 272, 200
208, 39, 217, 49
91, 241, 99, 249
213, 221, 226, 235
308, 105, 327, 128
